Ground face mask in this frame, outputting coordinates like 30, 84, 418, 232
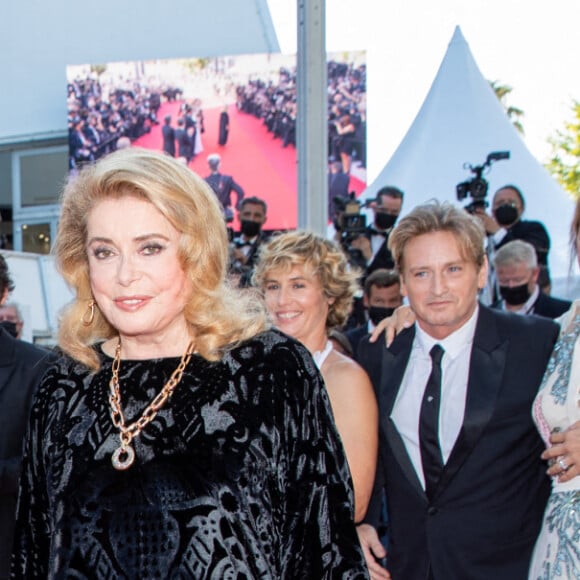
368, 306, 395, 326
494, 204, 519, 227
499, 283, 531, 306
240, 220, 261, 238
374, 212, 397, 230
0, 320, 18, 338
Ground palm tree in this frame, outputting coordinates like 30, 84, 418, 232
489, 80, 525, 135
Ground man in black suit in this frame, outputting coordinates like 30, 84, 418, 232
345, 269, 403, 359
492, 239, 571, 319
0, 256, 56, 579
204, 153, 245, 221
328, 158, 350, 220
473, 184, 551, 292
357, 201, 558, 580
230, 196, 269, 287
350, 186, 404, 276
161, 115, 176, 157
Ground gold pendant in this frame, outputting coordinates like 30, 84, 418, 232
111, 444, 135, 470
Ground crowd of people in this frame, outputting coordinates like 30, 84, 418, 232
3, 145, 580, 579
236, 59, 366, 166
67, 75, 182, 170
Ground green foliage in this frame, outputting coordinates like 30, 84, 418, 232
90, 64, 107, 76
489, 80, 525, 134
182, 58, 211, 74
546, 100, 580, 199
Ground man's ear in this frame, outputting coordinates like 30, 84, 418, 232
0, 288, 8, 306
477, 255, 489, 290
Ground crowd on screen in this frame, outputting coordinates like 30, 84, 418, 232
66, 76, 182, 169
235, 60, 366, 167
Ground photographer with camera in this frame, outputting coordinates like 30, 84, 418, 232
349, 186, 404, 276
472, 184, 551, 288
229, 197, 269, 288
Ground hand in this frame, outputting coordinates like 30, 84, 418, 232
349, 236, 372, 261
356, 524, 391, 580
471, 207, 500, 235
369, 305, 415, 347
232, 248, 248, 264
542, 421, 580, 483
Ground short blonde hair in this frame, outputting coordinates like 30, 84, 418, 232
389, 200, 486, 272
54, 147, 267, 370
253, 230, 361, 330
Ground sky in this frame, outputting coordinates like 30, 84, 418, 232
266, 0, 580, 186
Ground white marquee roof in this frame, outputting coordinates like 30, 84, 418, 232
362, 26, 574, 284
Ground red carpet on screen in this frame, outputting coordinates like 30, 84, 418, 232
134, 101, 366, 231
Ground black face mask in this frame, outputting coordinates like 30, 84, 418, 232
499, 283, 531, 306
240, 220, 261, 238
368, 306, 395, 326
0, 320, 18, 338
374, 212, 397, 231
494, 204, 519, 227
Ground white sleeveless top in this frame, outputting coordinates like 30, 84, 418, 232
312, 340, 333, 370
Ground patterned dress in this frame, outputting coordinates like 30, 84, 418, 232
11, 329, 368, 579
530, 301, 580, 579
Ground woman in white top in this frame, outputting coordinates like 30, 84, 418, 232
254, 230, 378, 523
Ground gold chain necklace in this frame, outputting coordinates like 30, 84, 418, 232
108, 340, 194, 470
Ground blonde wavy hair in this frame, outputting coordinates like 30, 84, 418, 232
54, 147, 267, 371
253, 230, 361, 330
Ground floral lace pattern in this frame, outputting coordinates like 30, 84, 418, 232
534, 490, 580, 580
544, 312, 580, 406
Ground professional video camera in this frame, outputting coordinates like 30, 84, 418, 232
456, 151, 510, 213
333, 192, 372, 270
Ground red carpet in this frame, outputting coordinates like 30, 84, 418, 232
134, 101, 366, 230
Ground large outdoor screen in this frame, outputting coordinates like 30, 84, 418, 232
66, 51, 366, 231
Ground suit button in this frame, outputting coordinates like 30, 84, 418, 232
427, 507, 438, 515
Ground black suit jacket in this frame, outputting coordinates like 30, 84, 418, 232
365, 226, 395, 275
205, 172, 245, 211
496, 219, 550, 266
533, 291, 571, 319
161, 124, 176, 157
345, 325, 369, 361
0, 331, 56, 578
363, 306, 558, 580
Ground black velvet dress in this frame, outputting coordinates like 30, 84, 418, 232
11, 329, 368, 579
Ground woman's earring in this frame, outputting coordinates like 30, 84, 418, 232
81, 300, 95, 326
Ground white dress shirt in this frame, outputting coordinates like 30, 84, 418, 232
391, 306, 479, 489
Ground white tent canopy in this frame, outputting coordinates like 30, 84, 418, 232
361, 26, 575, 293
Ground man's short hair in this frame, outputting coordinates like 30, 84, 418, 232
389, 200, 486, 272
494, 240, 538, 270
207, 153, 221, 171
376, 186, 404, 204
363, 268, 400, 297
495, 184, 525, 209
240, 196, 267, 214
0, 254, 15, 295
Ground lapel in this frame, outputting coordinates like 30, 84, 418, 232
0, 329, 17, 397
379, 327, 426, 498
433, 305, 507, 497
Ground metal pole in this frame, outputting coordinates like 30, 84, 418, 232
296, 0, 328, 233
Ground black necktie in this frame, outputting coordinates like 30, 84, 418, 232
419, 344, 445, 500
